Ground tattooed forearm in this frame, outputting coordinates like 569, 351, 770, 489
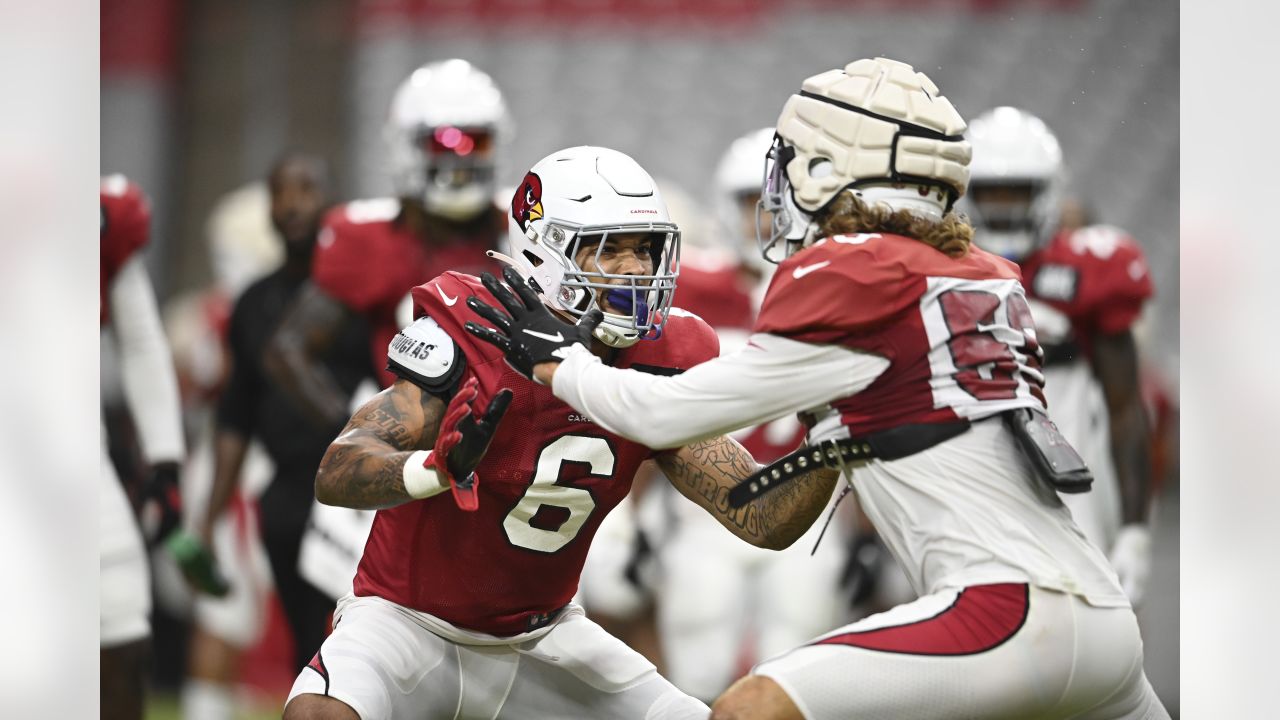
657, 435, 839, 550
314, 379, 447, 510
660, 438, 765, 540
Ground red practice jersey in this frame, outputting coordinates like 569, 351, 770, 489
674, 259, 755, 331
100, 175, 151, 325
353, 271, 720, 636
1019, 224, 1154, 362
311, 199, 502, 386
754, 232, 1045, 437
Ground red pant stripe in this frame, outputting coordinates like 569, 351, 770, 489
815, 583, 1028, 656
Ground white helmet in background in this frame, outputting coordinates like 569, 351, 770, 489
385, 59, 511, 221
713, 127, 774, 272
761, 57, 971, 262
502, 146, 680, 349
963, 106, 1066, 261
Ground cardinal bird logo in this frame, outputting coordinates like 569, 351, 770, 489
512, 171, 544, 232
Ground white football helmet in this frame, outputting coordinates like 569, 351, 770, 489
713, 127, 775, 272
760, 57, 971, 263
963, 106, 1066, 261
501, 146, 680, 349
385, 59, 512, 221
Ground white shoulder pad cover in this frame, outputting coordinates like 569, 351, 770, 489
386, 316, 466, 396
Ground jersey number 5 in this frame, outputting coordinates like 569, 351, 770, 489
502, 435, 614, 553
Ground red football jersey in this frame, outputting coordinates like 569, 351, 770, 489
754, 232, 1045, 436
100, 176, 151, 325
673, 260, 755, 331
353, 271, 720, 636
311, 199, 503, 386
1019, 224, 1154, 359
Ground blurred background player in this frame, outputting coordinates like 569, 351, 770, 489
177, 152, 376, 695
161, 179, 280, 720
266, 58, 509, 426
964, 106, 1156, 605
100, 175, 188, 720
650, 127, 848, 702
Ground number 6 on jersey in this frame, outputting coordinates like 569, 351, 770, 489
503, 435, 615, 553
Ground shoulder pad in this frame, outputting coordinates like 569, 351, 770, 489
386, 316, 466, 396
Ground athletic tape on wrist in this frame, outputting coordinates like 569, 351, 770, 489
403, 450, 448, 499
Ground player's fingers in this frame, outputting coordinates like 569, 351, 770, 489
436, 430, 463, 458
481, 388, 514, 428
465, 322, 513, 354
442, 380, 477, 426
466, 296, 513, 334
501, 265, 544, 311
577, 307, 604, 336
441, 401, 473, 436
479, 271, 525, 317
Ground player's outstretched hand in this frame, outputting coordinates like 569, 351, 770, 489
464, 266, 602, 381
431, 377, 513, 511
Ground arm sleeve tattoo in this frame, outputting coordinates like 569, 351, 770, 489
314, 379, 446, 510
656, 434, 839, 550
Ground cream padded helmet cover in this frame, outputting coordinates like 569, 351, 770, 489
776, 57, 971, 213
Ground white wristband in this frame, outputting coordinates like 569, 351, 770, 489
403, 450, 448, 499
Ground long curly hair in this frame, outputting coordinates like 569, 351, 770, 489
814, 191, 974, 258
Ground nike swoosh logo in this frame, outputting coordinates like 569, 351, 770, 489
523, 328, 565, 343
792, 260, 830, 279
436, 285, 458, 306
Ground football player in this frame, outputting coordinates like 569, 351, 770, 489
964, 106, 1156, 605
161, 180, 279, 720
281, 146, 843, 719
266, 58, 509, 428
100, 175, 187, 720
468, 59, 1170, 719
653, 127, 847, 702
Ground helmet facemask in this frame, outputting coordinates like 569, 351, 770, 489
553, 224, 680, 347
405, 125, 498, 221
757, 138, 812, 264
964, 179, 1055, 260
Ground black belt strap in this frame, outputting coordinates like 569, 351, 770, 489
727, 420, 971, 508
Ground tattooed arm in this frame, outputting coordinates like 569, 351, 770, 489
314, 378, 445, 510
654, 435, 840, 550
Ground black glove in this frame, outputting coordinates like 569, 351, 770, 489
139, 462, 183, 547
841, 533, 887, 608
431, 377, 513, 511
464, 266, 603, 381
